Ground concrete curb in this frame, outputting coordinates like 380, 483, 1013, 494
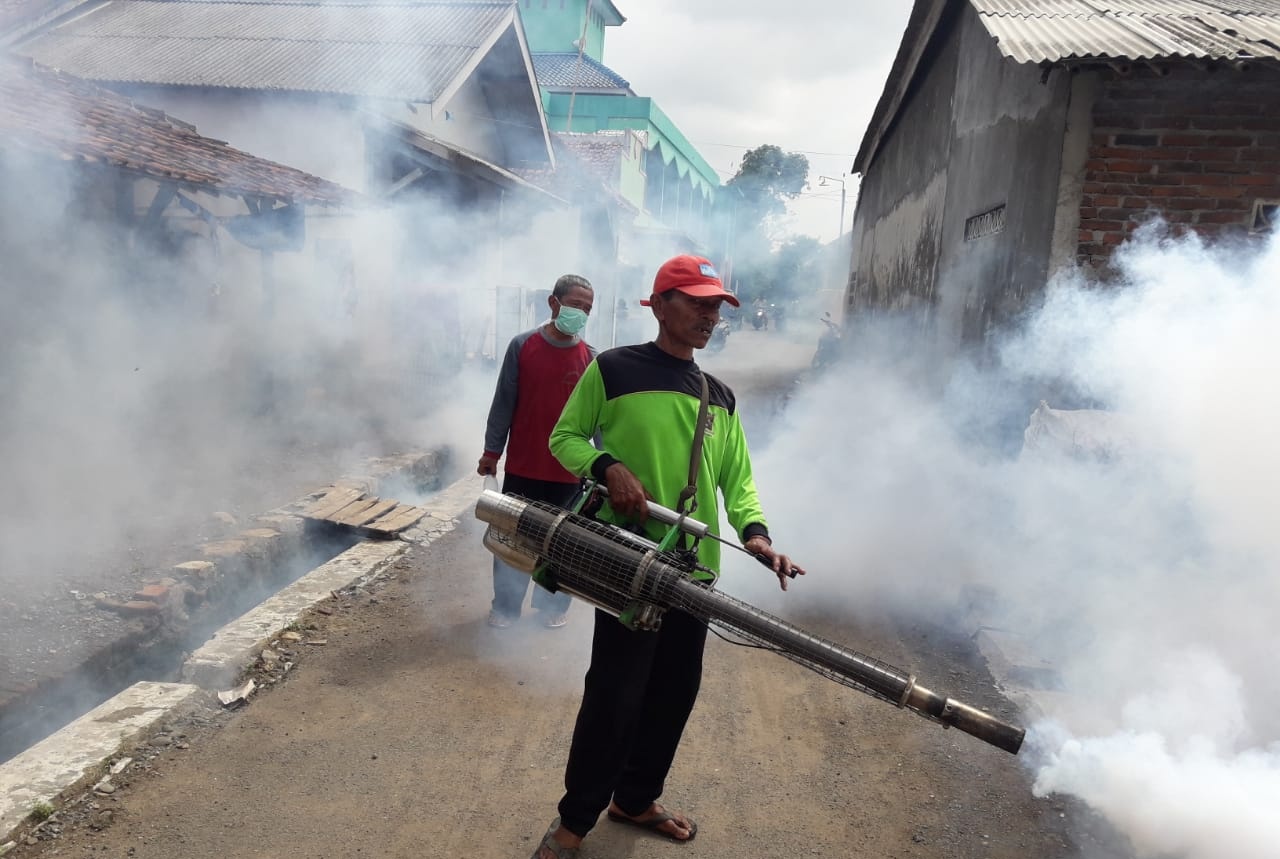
959, 585, 1066, 731
180, 539, 410, 689
0, 451, 453, 767
181, 473, 483, 691
0, 470, 481, 847
0, 681, 201, 841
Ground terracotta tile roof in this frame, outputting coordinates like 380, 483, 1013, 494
514, 132, 635, 212
19, 0, 515, 100
554, 131, 627, 184
0, 57, 352, 204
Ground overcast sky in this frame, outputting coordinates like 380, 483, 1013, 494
604, 1, 914, 244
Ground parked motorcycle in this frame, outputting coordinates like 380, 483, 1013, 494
707, 319, 731, 352
812, 312, 842, 369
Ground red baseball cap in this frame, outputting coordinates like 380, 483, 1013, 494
640, 255, 740, 307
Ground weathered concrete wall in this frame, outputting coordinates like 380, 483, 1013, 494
932, 3, 1071, 358
1078, 65, 1280, 272
847, 3, 1071, 361
846, 7, 959, 328
1049, 72, 1101, 278
385, 70, 507, 165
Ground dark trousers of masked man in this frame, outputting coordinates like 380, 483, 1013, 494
490, 473, 576, 619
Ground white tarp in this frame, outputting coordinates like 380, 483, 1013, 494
1020, 401, 1135, 463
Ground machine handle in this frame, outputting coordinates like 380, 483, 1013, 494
593, 485, 710, 538
596, 485, 796, 578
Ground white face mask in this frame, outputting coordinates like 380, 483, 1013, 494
554, 305, 589, 336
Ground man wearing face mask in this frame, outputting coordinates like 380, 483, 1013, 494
479, 274, 596, 629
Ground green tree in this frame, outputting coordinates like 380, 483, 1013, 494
719, 145, 811, 304
725, 144, 809, 241
767, 236, 824, 302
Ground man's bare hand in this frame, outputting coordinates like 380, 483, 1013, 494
477, 454, 499, 477
745, 535, 806, 591
604, 463, 651, 521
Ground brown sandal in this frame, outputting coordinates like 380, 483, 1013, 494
529, 818, 578, 859
606, 808, 698, 842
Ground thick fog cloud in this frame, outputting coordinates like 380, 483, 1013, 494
731, 226, 1280, 858
0, 134, 585, 600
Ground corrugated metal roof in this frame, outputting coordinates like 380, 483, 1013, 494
19, 0, 514, 100
855, 0, 1280, 174
0, 57, 351, 204
532, 52, 630, 90
972, 0, 1280, 16
972, 0, 1280, 63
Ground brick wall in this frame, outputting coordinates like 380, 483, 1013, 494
1078, 65, 1280, 270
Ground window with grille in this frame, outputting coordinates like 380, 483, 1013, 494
964, 204, 1006, 241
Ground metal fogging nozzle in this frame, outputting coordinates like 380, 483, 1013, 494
904, 684, 1024, 755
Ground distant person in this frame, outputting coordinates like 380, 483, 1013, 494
478, 274, 596, 629
771, 300, 786, 332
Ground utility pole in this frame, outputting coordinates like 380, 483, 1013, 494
819, 175, 847, 238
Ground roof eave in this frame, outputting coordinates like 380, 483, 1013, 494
598, 0, 625, 27
542, 84, 633, 96
1021, 52, 1276, 71
508, 7, 557, 168
853, 0, 951, 176
373, 117, 567, 205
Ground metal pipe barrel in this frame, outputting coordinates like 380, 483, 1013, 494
476, 490, 1024, 755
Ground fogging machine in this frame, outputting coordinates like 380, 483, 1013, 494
476, 487, 1024, 755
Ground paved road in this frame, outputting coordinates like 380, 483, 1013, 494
9, 511, 1121, 859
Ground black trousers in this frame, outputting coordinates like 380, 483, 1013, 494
490, 473, 577, 618
557, 607, 709, 837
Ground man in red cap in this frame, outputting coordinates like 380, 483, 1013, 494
527, 255, 805, 859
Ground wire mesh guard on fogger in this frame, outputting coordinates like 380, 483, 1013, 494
476, 489, 1025, 755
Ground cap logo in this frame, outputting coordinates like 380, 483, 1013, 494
698, 263, 719, 278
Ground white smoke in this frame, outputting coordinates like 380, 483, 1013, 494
741, 224, 1280, 858
0, 132, 597, 600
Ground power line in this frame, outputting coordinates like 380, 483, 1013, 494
791, 191, 847, 201
694, 141, 857, 158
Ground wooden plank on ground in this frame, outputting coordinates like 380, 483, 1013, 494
362, 505, 427, 536
333, 498, 398, 528
324, 498, 381, 527
303, 487, 365, 520
322, 497, 381, 523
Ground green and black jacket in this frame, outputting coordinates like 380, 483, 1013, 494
550, 342, 769, 578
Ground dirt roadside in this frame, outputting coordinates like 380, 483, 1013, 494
4, 513, 1133, 859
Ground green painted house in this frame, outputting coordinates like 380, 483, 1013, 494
518, 0, 720, 253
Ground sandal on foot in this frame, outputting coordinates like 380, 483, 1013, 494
606, 808, 698, 843
529, 818, 578, 859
